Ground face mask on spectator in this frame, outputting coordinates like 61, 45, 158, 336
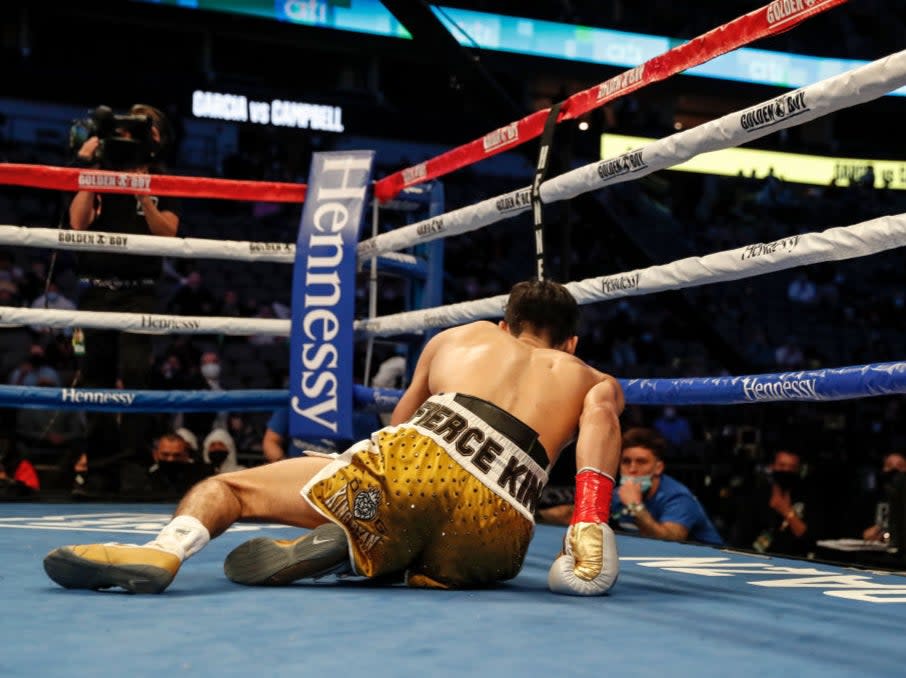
201, 363, 221, 380
208, 451, 228, 468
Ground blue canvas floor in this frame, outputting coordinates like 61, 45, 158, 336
3, 502, 906, 677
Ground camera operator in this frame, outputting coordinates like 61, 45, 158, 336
68, 103, 180, 497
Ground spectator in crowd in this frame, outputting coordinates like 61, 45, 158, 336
633, 326, 666, 366
160, 256, 189, 291
199, 350, 224, 394
161, 336, 203, 376
181, 350, 227, 444
858, 164, 876, 190
787, 272, 818, 305
28, 279, 77, 335
145, 432, 212, 501
609, 335, 637, 370
0, 448, 39, 497
68, 103, 180, 494
260, 406, 337, 463
146, 351, 192, 441
174, 427, 199, 459
8, 344, 62, 388
861, 452, 906, 542
653, 406, 693, 454
248, 303, 282, 346
42, 330, 78, 375
148, 352, 191, 391
225, 412, 263, 463
0, 249, 23, 285
744, 326, 775, 369
611, 427, 723, 545
272, 300, 290, 321
219, 289, 242, 317
538, 427, 723, 546
774, 335, 805, 370
0, 279, 20, 307
729, 448, 827, 557
15, 367, 86, 468
201, 428, 245, 474
18, 256, 51, 305
260, 409, 288, 463
166, 269, 217, 317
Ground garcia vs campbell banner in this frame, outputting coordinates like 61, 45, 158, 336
289, 151, 374, 440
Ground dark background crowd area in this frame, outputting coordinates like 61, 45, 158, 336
0, 0, 905, 566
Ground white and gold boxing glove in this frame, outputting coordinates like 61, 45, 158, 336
548, 467, 619, 596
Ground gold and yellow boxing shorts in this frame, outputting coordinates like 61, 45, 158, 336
301, 392, 551, 589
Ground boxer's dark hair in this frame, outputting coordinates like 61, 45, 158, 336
504, 279, 578, 346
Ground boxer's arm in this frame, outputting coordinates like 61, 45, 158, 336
575, 377, 623, 478
548, 378, 624, 596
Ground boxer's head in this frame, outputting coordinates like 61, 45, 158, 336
501, 279, 578, 351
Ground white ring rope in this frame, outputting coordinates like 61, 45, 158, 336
0, 307, 290, 336
356, 212, 906, 336
357, 49, 906, 259
0, 224, 417, 266
5, 210, 899, 337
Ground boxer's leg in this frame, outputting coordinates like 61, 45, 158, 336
223, 522, 351, 586
43, 457, 334, 593
175, 455, 334, 535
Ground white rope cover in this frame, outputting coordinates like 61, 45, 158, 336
356, 49, 906, 259
356, 212, 906, 336
0, 307, 290, 336
0, 225, 417, 266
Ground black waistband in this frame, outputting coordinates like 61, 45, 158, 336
452, 393, 549, 470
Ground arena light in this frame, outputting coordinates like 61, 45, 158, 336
601, 133, 906, 190
191, 90, 345, 133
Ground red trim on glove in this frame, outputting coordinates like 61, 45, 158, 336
571, 468, 613, 525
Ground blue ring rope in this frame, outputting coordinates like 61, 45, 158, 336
621, 361, 906, 405
1, 362, 903, 413
0, 384, 402, 413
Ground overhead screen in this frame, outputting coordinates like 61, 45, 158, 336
132, 0, 906, 96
